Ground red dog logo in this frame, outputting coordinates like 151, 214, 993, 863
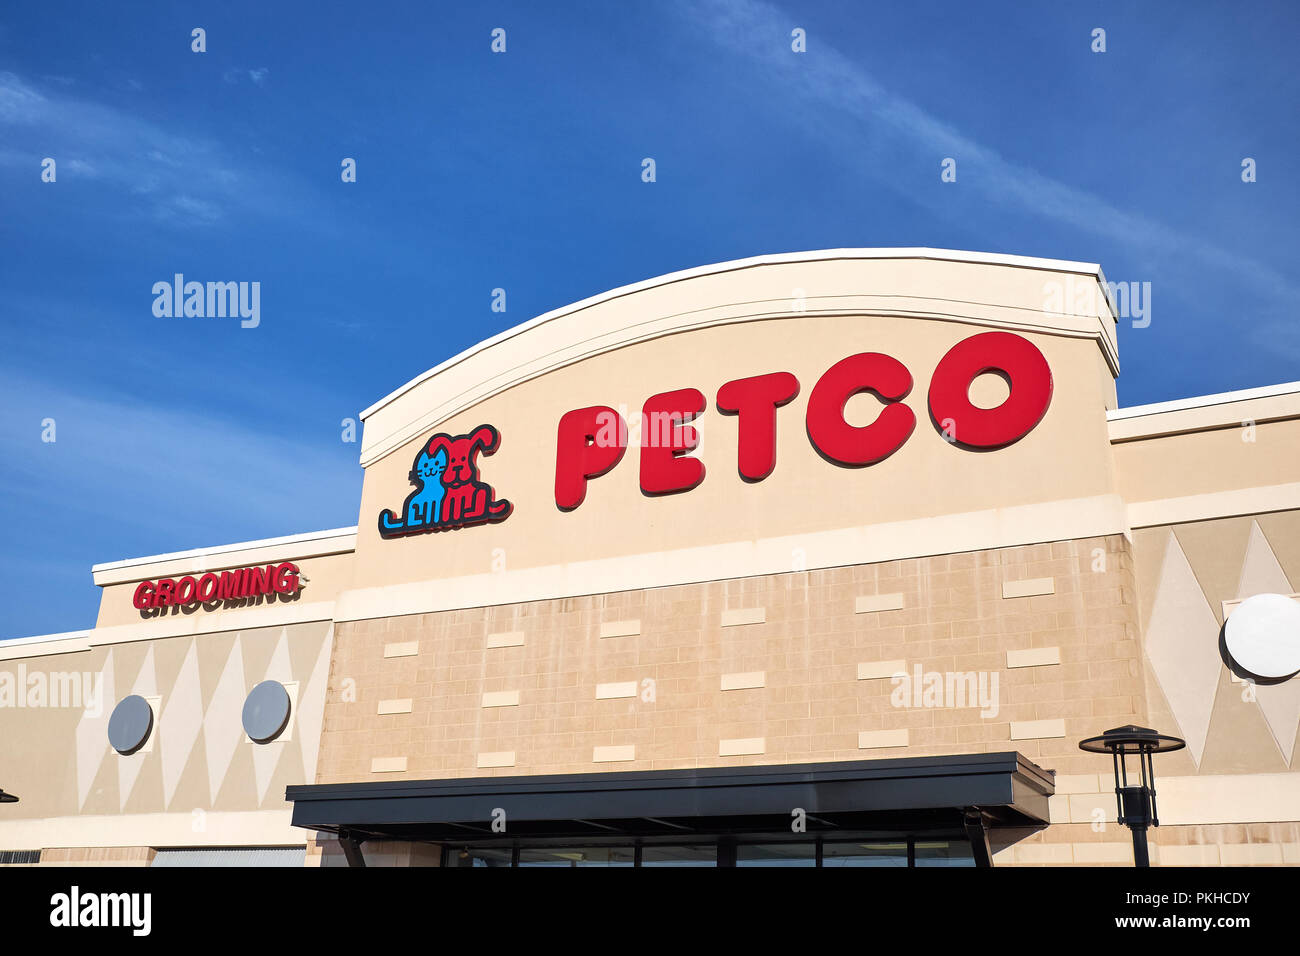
378, 424, 512, 538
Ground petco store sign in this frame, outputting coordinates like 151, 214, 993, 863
555, 330, 1053, 508
373, 329, 1054, 537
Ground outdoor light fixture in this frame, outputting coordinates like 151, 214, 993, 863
0, 789, 18, 804
1078, 725, 1185, 867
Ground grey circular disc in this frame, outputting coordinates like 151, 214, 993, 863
242, 680, 291, 743
107, 695, 154, 755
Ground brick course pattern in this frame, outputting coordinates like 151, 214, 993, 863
318, 534, 1138, 786
318, 535, 1143, 781
312, 532, 1300, 864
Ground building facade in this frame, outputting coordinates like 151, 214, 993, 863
3, 249, 1298, 867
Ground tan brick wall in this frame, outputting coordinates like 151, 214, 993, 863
36, 846, 156, 867
306, 834, 441, 868
308, 532, 1300, 865
315, 535, 1149, 847
317, 535, 1144, 781
993, 821, 1300, 866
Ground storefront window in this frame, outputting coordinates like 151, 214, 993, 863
735, 843, 817, 867
152, 847, 307, 867
914, 840, 975, 867
446, 836, 973, 867
451, 846, 514, 868
517, 847, 635, 867
821, 841, 909, 867
640, 845, 716, 867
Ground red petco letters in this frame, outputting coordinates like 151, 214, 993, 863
553, 330, 1052, 510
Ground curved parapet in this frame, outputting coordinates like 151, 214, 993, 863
347, 248, 1125, 616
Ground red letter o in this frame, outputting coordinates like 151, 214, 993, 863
175, 576, 198, 604
927, 331, 1052, 448
197, 573, 219, 602
806, 353, 915, 466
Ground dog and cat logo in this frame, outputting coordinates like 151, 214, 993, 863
378, 424, 512, 538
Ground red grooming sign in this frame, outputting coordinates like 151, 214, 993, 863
133, 562, 301, 610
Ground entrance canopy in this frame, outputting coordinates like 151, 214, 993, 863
287, 752, 1053, 866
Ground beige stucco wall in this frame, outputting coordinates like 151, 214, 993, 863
0, 620, 334, 853
93, 549, 356, 630
1130, 511, 1300, 775
350, 312, 1122, 609
1115, 418, 1300, 512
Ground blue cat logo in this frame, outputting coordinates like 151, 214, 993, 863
405, 447, 448, 528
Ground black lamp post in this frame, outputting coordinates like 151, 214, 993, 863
1078, 725, 1185, 867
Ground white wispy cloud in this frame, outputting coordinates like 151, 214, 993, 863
0, 71, 292, 226
224, 66, 270, 86
0, 370, 361, 566
682, 0, 1300, 310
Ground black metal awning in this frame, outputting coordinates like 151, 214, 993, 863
287, 751, 1053, 865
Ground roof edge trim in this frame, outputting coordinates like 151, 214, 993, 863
90, 526, 359, 575
1107, 381, 1300, 422
360, 247, 1106, 422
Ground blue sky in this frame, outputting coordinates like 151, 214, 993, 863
1, 0, 1297, 639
